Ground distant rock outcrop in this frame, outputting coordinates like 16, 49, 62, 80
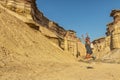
93, 9, 120, 63
105, 10, 120, 51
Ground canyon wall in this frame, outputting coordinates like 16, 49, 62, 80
0, 0, 86, 58
93, 10, 120, 61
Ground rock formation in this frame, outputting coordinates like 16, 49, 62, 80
0, 5, 79, 79
0, 0, 86, 58
110, 10, 120, 49
104, 10, 120, 50
64, 30, 86, 57
0, 0, 32, 22
92, 37, 105, 52
93, 9, 120, 63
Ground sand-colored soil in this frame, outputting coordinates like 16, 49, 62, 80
0, 4, 120, 80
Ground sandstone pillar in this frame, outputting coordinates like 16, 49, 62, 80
111, 23, 120, 49
73, 41, 77, 57
64, 37, 68, 51
110, 10, 120, 49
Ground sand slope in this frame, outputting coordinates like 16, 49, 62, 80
0, 4, 120, 80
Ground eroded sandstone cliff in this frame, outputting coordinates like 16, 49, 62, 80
0, 0, 86, 59
0, 4, 80, 79
92, 9, 120, 63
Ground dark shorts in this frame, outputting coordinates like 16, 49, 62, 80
85, 44, 93, 54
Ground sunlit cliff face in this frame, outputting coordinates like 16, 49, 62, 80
0, 0, 47, 25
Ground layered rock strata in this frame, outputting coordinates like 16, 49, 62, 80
110, 10, 120, 49
0, 0, 86, 57
93, 10, 120, 61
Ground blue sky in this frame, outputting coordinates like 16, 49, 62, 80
36, 0, 120, 41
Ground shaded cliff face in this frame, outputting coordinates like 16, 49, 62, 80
30, 0, 50, 27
